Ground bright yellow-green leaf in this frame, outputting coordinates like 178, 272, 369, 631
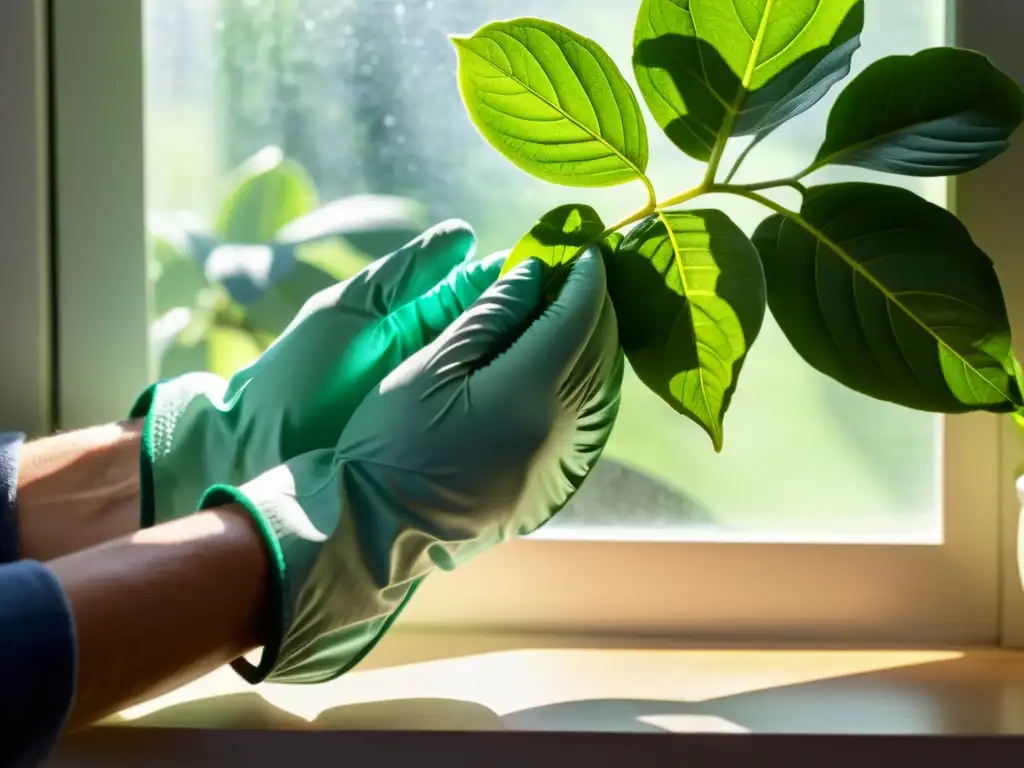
502, 203, 605, 276
453, 19, 649, 188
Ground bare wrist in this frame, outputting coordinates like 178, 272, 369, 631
18, 421, 143, 560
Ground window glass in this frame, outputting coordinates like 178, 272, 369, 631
145, 0, 950, 541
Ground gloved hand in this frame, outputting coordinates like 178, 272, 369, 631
131, 221, 502, 527
200, 249, 623, 684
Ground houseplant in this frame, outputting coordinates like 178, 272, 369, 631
452, 0, 1024, 453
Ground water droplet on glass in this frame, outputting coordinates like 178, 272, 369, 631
383, 115, 397, 128
395, 3, 405, 17
360, 63, 373, 75
425, 0, 434, 9
342, 24, 354, 35
304, 19, 315, 31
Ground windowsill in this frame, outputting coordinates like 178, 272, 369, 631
49, 631, 1024, 766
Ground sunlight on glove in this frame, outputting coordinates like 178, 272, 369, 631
131, 220, 502, 527
201, 250, 624, 684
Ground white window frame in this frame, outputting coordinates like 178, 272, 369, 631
24, 0, 1024, 645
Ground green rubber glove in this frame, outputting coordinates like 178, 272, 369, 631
132, 220, 503, 527
200, 249, 623, 684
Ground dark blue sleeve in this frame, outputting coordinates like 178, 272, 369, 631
0, 434, 77, 767
0, 561, 76, 767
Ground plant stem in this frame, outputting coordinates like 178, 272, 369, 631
604, 204, 656, 237
601, 168, 810, 243
727, 177, 808, 196
710, 184, 792, 216
657, 183, 707, 210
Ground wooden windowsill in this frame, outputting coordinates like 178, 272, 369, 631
48, 631, 1024, 766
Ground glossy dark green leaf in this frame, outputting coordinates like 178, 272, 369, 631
753, 182, 1023, 413
810, 48, 1024, 177
633, 0, 863, 162
608, 210, 766, 451
502, 204, 605, 276
215, 147, 318, 244
453, 19, 649, 187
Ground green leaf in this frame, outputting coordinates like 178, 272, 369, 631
502, 203, 605, 276
753, 182, 1023, 413
608, 209, 767, 451
215, 146, 318, 244
809, 48, 1024, 177
452, 19, 649, 188
632, 0, 863, 162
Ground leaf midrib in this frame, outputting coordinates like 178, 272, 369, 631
786, 207, 1015, 406
459, 37, 646, 181
699, 0, 775, 176
658, 211, 722, 447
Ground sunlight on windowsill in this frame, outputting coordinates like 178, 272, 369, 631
111, 639, 969, 733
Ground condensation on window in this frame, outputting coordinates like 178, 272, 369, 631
145, 0, 950, 540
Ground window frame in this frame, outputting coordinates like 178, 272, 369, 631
36, 0, 1024, 645
0, 0, 52, 438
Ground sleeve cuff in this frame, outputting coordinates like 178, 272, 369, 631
0, 431, 26, 564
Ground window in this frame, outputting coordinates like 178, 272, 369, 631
41, 0, 1024, 643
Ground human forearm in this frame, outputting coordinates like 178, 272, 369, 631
49, 503, 269, 731
17, 421, 142, 560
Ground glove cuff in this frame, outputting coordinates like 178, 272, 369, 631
198, 482, 287, 685
203, 460, 424, 685
130, 372, 230, 528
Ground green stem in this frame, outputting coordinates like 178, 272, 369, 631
728, 177, 808, 196
657, 183, 707, 210
604, 204, 656, 237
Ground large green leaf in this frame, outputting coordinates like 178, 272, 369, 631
502, 203, 605, 276
608, 209, 766, 451
215, 146, 318, 244
633, 0, 863, 162
809, 48, 1024, 177
452, 19, 649, 188
753, 182, 1023, 413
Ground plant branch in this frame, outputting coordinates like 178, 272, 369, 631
657, 184, 707, 210
710, 184, 795, 218
727, 177, 808, 196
